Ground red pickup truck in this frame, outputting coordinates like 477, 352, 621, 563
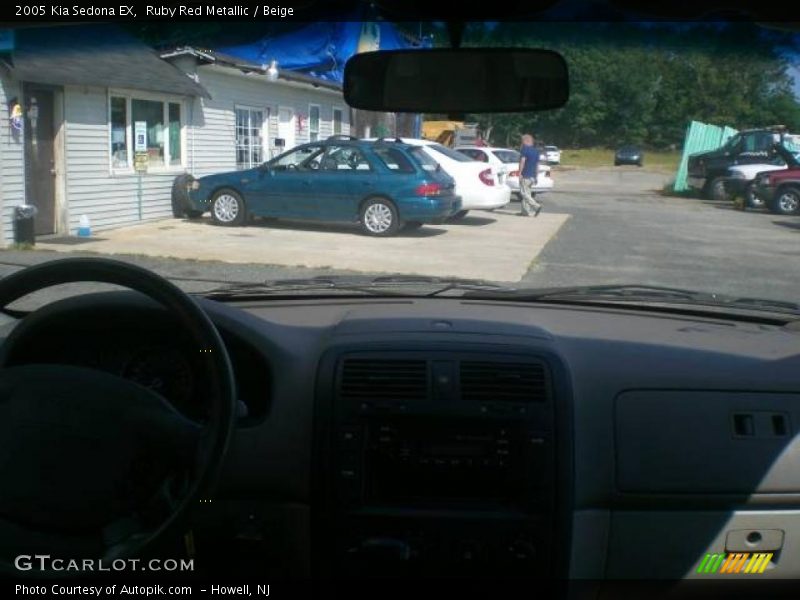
753, 167, 800, 215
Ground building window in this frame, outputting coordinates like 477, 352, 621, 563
235, 106, 264, 169
309, 105, 320, 142
168, 103, 181, 167
110, 96, 128, 168
109, 94, 183, 171
333, 108, 343, 135
132, 99, 165, 166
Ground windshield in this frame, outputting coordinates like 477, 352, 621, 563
3, 19, 799, 316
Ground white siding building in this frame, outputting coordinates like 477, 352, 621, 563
0, 27, 349, 246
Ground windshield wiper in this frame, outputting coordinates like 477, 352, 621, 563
203, 275, 511, 300
203, 280, 799, 317
465, 284, 800, 316
370, 275, 510, 296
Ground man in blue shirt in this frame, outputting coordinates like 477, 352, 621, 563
518, 134, 542, 217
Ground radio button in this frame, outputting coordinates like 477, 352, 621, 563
340, 468, 358, 480
340, 427, 362, 446
455, 540, 484, 562
507, 539, 536, 561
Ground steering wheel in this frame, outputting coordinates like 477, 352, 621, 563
0, 258, 236, 575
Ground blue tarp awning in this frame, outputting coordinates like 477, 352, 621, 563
218, 21, 420, 84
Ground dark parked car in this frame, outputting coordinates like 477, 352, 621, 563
753, 166, 800, 215
686, 126, 788, 200
172, 137, 462, 236
614, 145, 643, 166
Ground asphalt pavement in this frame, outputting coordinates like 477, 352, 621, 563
521, 167, 800, 304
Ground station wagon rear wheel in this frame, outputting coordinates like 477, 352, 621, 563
360, 198, 399, 236
211, 190, 246, 226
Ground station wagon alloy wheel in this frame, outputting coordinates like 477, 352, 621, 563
361, 199, 398, 236
365, 204, 392, 232
215, 194, 239, 221
211, 190, 246, 226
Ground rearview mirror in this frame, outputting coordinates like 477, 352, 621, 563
343, 48, 569, 113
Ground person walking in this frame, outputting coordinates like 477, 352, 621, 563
518, 134, 542, 217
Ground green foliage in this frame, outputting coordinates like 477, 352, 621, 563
462, 23, 800, 150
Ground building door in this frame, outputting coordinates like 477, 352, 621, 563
278, 107, 296, 151
23, 85, 57, 235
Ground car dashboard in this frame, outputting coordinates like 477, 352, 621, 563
3, 292, 800, 583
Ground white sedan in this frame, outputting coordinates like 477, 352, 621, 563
367, 138, 511, 218
543, 145, 561, 164
455, 146, 554, 199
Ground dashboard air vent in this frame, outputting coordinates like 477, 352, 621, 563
340, 359, 428, 401
460, 361, 547, 402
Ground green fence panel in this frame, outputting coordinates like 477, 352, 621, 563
673, 121, 738, 192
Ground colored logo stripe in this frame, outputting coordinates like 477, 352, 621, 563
697, 553, 725, 573
697, 552, 773, 574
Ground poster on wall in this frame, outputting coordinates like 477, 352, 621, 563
134, 121, 147, 152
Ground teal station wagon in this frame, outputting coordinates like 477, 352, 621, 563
172, 136, 462, 236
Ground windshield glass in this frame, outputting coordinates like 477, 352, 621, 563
3, 19, 799, 315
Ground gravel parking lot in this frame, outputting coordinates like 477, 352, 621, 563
31, 209, 570, 282
1, 166, 798, 309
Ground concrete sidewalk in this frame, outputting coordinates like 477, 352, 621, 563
34, 209, 569, 282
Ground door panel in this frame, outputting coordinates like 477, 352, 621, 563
261, 145, 323, 217
251, 170, 308, 217
314, 146, 376, 220
23, 86, 57, 235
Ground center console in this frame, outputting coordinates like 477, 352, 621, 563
314, 347, 570, 578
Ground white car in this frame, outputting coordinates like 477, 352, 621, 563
367, 138, 511, 217
726, 163, 789, 208
456, 146, 554, 199
543, 145, 561, 164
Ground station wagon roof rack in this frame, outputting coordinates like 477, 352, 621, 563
327, 134, 359, 141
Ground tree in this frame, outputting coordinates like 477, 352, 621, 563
461, 22, 800, 149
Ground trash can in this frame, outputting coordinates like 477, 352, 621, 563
13, 204, 37, 245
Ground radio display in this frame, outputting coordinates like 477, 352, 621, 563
429, 443, 485, 457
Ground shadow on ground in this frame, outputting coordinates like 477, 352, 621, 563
446, 215, 497, 226
182, 216, 449, 238
771, 219, 800, 231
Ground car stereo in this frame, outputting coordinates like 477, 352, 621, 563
315, 350, 566, 578
363, 417, 551, 509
